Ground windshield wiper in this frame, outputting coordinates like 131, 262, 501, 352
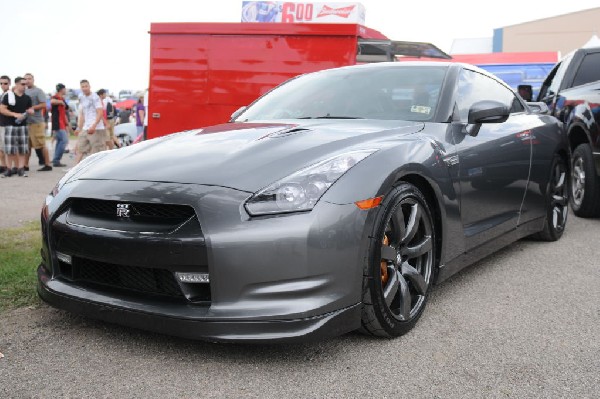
298, 115, 365, 119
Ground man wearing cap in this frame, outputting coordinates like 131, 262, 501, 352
50, 84, 70, 167
24, 73, 52, 171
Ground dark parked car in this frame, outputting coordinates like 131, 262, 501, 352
537, 46, 600, 217
38, 62, 568, 343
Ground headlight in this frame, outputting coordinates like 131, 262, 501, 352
50, 151, 112, 197
245, 150, 377, 215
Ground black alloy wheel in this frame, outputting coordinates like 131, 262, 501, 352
534, 154, 568, 241
570, 143, 600, 217
361, 183, 435, 337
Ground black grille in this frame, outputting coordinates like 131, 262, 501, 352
62, 257, 184, 299
71, 199, 195, 221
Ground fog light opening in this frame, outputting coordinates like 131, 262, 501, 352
175, 272, 210, 283
56, 251, 72, 265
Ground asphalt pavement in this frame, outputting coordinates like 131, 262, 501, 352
0, 142, 599, 398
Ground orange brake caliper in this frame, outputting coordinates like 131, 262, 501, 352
380, 234, 390, 285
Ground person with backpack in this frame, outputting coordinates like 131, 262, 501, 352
0, 76, 34, 177
97, 89, 119, 149
0, 75, 11, 174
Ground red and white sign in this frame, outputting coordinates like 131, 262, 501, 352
242, 2, 366, 24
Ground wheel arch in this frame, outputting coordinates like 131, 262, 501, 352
568, 123, 590, 153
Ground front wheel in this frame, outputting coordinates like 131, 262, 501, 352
570, 143, 600, 217
532, 154, 568, 241
361, 183, 436, 338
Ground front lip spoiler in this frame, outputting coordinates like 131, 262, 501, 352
37, 265, 361, 343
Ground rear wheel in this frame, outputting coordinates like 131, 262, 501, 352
570, 143, 600, 217
361, 183, 436, 337
533, 154, 568, 241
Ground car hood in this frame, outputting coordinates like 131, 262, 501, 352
78, 120, 423, 192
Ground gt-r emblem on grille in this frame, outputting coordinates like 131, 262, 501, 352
116, 203, 131, 218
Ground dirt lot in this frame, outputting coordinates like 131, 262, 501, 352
0, 140, 78, 229
1, 217, 599, 397
1, 142, 599, 398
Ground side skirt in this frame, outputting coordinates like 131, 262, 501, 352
435, 216, 545, 284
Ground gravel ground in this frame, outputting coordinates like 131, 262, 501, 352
0, 143, 599, 398
0, 140, 77, 229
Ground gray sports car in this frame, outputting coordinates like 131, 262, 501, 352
38, 62, 568, 343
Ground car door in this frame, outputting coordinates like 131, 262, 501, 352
454, 69, 532, 250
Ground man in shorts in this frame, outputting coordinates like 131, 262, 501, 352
97, 89, 118, 149
0, 75, 11, 174
24, 73, 52, 171
0, 77, 33, 177
74, 80, 106, 165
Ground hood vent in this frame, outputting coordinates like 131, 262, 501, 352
267, 127, 312, 138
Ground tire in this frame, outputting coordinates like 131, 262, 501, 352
361, 183, 436, 338
570, 143, 600, 217
532, 154, 568, 241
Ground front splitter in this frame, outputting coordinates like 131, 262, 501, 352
37, 265, 361, 343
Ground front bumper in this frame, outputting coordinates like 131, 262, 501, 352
38, 265, 361, 343
39, 180, 372, 342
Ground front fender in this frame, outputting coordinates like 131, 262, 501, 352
321, 137, 461, 267
321, 138, 450, 204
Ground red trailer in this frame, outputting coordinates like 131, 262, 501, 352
147, 22, 449, 138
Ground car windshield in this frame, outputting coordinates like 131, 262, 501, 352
237, 65, 448, 122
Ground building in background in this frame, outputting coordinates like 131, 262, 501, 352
452, 7, 600, 56
495, 7, 600, 55
443, 7, 599, 97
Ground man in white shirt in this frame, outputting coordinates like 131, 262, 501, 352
74, 79, 106, 165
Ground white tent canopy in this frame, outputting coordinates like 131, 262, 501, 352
582, 34, 600, 48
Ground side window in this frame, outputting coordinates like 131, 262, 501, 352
456, 69, 520, 122
572, 52, 600, 87
547, 55, 573, 95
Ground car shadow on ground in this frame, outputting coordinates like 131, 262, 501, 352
23, 238, 544, 363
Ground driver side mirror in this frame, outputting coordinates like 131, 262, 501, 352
466, 100, 510, 137
517, 84, 533, 102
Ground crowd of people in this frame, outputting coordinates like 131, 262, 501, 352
0, 73, 146, 178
